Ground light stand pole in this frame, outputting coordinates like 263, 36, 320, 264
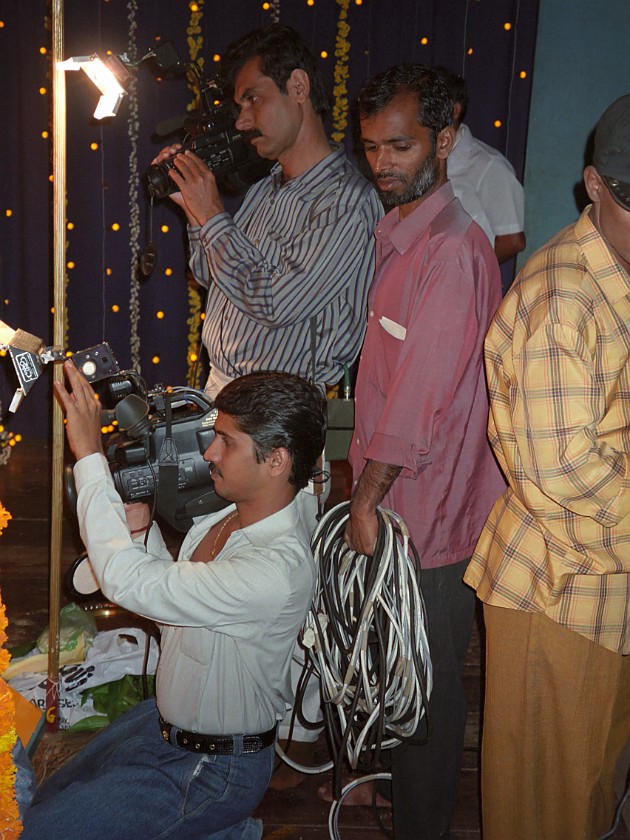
47, 0, 67, 733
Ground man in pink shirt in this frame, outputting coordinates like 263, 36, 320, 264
346, 64, 504, 839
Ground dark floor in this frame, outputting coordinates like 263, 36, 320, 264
1, 439, 628, 839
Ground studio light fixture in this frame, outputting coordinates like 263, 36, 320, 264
58, 54, 129, 119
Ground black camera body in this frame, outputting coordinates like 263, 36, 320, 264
106, 386, 229, 531
144, 76, 271, 199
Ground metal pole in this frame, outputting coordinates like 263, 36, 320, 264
47, 0, 66, 733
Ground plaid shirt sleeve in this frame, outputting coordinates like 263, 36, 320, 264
512, 322, 630, 527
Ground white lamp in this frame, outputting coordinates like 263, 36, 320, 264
58, 54, 128, 119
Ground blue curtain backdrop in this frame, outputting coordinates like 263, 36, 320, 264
0, 0, 539, 439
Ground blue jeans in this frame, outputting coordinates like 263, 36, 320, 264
22, 699, 274, 840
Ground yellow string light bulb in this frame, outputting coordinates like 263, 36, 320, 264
420, 37, 429, 45
156, 311, 165, 319
320, 50, 328, 59
519, 70, 527, 79
90, 142, 99, 151
112, 304, 120, 313
504, 22, 512, 30
39, 87, 46, 95
494, 119, 502, 128
5, 210, 12, 218
161, 224, 169, 233
164, 268, 173, 276
112, 223, 121, 231
67, 221, 74, 230
152, 356, 160, 364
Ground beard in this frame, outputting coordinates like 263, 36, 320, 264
376, 153, 440, 211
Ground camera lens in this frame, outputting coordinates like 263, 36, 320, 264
144, 162, 175, 199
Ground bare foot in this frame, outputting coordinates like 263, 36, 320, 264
268, 740, 318, 791
317, 779, 392, 807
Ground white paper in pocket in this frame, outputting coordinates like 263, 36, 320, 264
379, 316, 407, 341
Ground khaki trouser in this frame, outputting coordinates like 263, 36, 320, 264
481, 604, 630, 840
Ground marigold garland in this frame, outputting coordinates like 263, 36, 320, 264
331, 0, 351, 144
0, 504, 21, 836
186, 276, 203, 389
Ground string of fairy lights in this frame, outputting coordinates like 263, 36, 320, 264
0, 0, 531, 450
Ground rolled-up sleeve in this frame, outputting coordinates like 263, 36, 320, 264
189, 197, 378, 328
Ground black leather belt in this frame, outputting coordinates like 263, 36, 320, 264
159, 715, 277, 755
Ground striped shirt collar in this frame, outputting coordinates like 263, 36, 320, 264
269, 145, 347, 196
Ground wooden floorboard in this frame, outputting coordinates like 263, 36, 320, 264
1, 439, 629, 839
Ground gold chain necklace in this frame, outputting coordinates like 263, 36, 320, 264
208, 510, 239, 560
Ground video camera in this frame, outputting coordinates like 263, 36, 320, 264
98, 377, 228, 531
0, 321, 228, 532
143, 72, 271, 200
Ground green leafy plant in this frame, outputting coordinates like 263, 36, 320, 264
68, 674, 155, 733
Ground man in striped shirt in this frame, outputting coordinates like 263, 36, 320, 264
156, 24, 381, 398
465, 93, 630, 840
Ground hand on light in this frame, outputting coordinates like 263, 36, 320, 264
53, 361, 104, 461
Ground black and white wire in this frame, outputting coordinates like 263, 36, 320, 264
302, 502, 432, 779
328, 773, 393, 839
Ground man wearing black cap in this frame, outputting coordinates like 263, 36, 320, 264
465, 93, 630, 840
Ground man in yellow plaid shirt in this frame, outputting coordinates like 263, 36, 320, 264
465, 93, 630, 840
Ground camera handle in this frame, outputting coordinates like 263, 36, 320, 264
156, 391, 179, 524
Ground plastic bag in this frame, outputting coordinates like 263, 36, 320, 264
36, 602, 97, 654
7, 627, 159, 730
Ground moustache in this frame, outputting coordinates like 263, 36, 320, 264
375, 171, 407, 183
